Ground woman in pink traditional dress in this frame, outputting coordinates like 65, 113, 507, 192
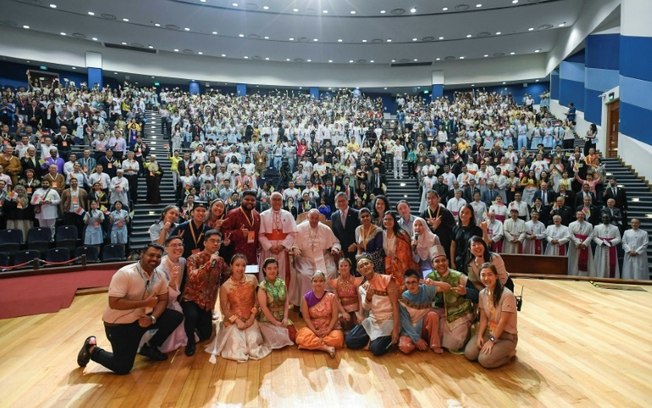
217, 254, 271, 361
296, 271, 344, 358
257, 258, 295, 349
328, 258, 364, 331
158, 236, 188, 353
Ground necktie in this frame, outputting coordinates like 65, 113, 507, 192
542, 191, 546, 206
341, 210, 347, 229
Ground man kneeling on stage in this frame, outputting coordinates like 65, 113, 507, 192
76, 243, 183, 374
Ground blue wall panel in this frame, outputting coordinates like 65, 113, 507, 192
551, 72, 560, 100
585, 68, 619, 92
620, 75, 652, 112
620, 102, 652, 145
236, 83, 247, 96
583, 88, 603, 125
87, 67, 103, 88
586, 34, 620, 70
559, 79, 585, 111
620, 35, 652, 82
560, 61, 585, 82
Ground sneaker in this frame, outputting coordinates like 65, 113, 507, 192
139, 343, 167, 361
77, 336, 96, 367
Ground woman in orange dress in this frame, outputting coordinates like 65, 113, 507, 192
295, 272, 344, 358
382, 211, 418, 289
328, 258, 364, 331
217, 254, 271, 361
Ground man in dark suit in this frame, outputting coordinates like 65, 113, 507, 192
533, 181, 556, 210
481, 180, 500, 207
550, 196, 573, 226
603, 177, 627, 212
575, 183, 596, 208
330, 192, 360, 271
321, 180, 336, 209
601, 198, 624, 232
340, 176, 355, 206
369, 166, 386, 196
575, 195, 600, 225
462, 179, 480, 203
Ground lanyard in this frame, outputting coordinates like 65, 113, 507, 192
240, 207, 254, 227
189, 222, 204, 247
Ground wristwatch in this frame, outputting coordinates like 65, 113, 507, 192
489, 335, 496, 343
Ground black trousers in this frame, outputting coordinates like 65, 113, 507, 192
125, 174, 139, 203
181, 300, 213, 346
345, 324, 393, 356
91, 308, 183, 375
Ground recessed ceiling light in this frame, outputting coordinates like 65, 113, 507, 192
289, 37, 294, 41
71, 67, 76, 70
22, 25, 30, 29
502, 81, 506, 84
60, 32, 66, 36
88, 11, 95, 16
121, 42, 127, 45
370, 60, 374, 63
263, 5, 269, 10
221, 54, 226, 57
384, 87, 388, 90
436, 57, 441, 61
386, 39, 392, 42
174, 48, 179, 52
495, 31, 501, 35
380, 10, 386, 14
528, 27, 534, 31
349, 60, 354, 63
350, 10, 356, 15
328, 59, 333, 63
200, 0, 206, 3
559, 22, 566, 27
114, 72, 118, 74
286, 58, 290, 61
412, 38, 418, 41
198, 51, 203, 55
391, 59, 396, 63
459, 56, 465, 59
476, 3, 483, 8
155, 23, 161, 27
442, 7, 448, 11
510, 52, 516, 55
184, 27, 190, 31
313, 38, 319, 42
264, 36, 269, 39
122, 18, 129, 22
362, 39, 367, 43
337, 38, 342, 42
413, 58, 418, 62
410, 8, 417, 13
322, 10, 328, 14
238, 33, 245, 37
243, 56, 248, 59
306, 59, 311, 62
293, 8, 299, 12
466, 34, 472, 38
265, 57, 269, 60
49, 4, 57, 8
147, 45, 153, 48
484, 54, 489, 57
439, 36, 445, 40
512, 0, 519, 4
535, 49, 541, 53
212, 31, 218, 35
535, 79, 539, 82
471, 84, 475, 87
232, 2, 239, 6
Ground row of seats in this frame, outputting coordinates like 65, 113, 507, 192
0, 240, 127, 269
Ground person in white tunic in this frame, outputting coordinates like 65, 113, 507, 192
446, 189, 467, 220
502, 209, 526, 254
419, 172, 437, 213
30, 179, 61, 239
109, 169, 129, 206
568, 211, 595, 276
544, 215, 571, 256
523, 211, 546, 255
621, 218, 649, 280
485, 211, 504, 253
592, 214, 622, 279
258, 192, 297, 285
290, 209, 341, 306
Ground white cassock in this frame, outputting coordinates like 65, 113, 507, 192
291, 221, 341, 306
419, 176, 436, 213
567, 221, 594, 276
258, 208, 297, 282
544, 225, 571, 256
502, 218, 526, 254
592, 224, 622, 279
523, 220, 546, 255
486, 219, 504, 253
446, 197, 467, 219
508, 201, 530, 220
621, 228, 649, 280
109, 176, 129, 205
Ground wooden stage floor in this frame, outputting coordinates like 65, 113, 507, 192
1, 278, 651, 408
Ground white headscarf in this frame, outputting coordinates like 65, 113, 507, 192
412, 217, 441, 261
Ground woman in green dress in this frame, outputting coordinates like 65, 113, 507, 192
257, 257, 295, 349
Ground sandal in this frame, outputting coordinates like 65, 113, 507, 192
77, 336, 96, 367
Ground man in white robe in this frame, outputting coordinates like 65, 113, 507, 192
258, 192, 297, 286
290, 209, 341, 306
621, 218, 649, 280
568, 211, 595, 276
109, 169, 130, 206
30, 178, 61, 239
485, 211, 504, 253
502, 208, 526, 254
523, 211, 546, 255
544, 215, 571, 256
592, 214, 622, 278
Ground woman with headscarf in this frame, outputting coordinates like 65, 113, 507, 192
411, 217, 441, 278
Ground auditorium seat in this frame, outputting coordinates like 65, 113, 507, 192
0, 229, 24, 254
13, 250, 41, 268
102, 244, 126, 262
26, 227, 52, 255
55, 225, 79, 251
75, 246, 101, 264
45, 248, 71, 265
0, 253, 11, 269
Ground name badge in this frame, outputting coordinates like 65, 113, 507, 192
247, 230, 255, 244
